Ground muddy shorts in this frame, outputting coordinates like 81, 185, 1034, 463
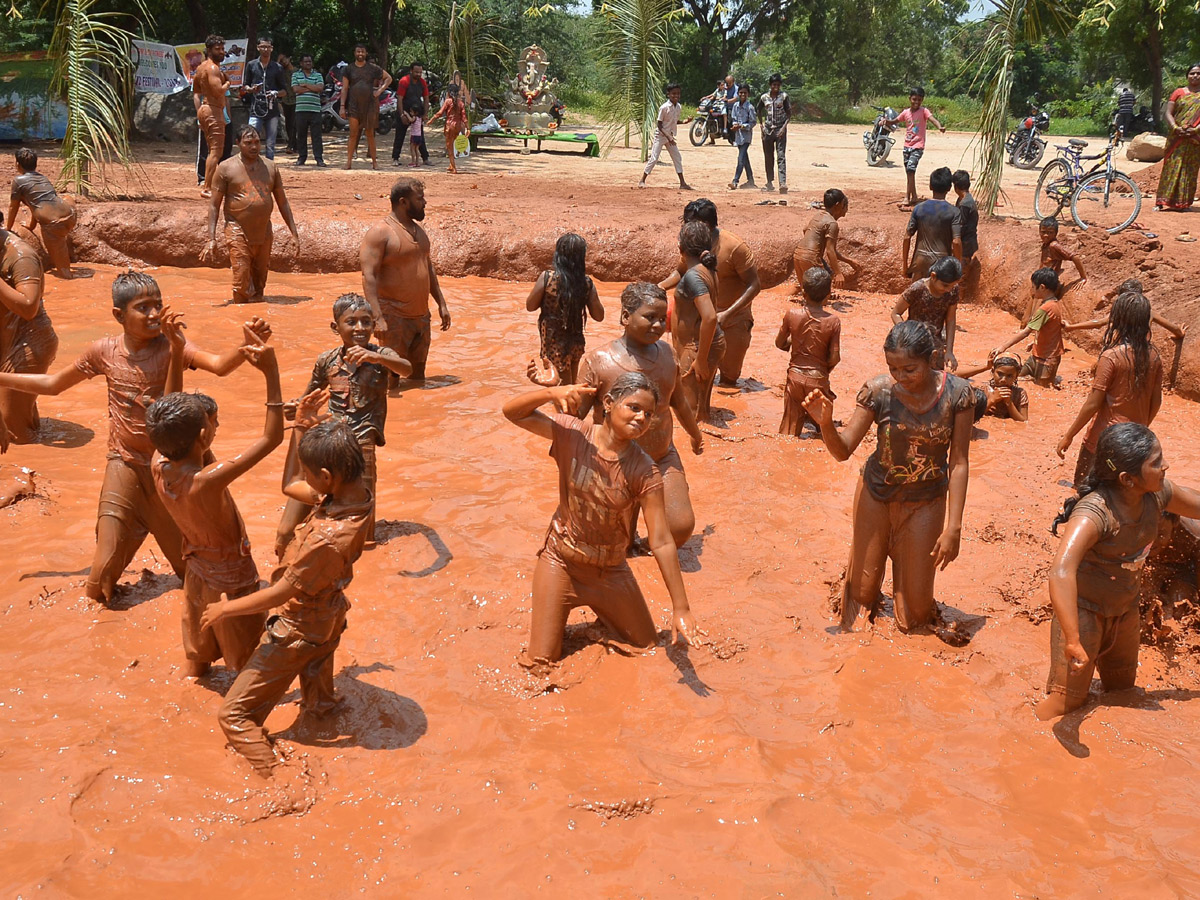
903, 147, 924, 172
197, 104, 226, 154
226, 223, 272, 303
378, 311, 432, 379
1046, 604, 1140, 705
38, 208, 76, 243
183, 569, 265, 670
1020, 354, 1060, 386
1, 310, 57, 374
676, 332, 727, 379
793, 248, 830, 282
656, 442, 689, 498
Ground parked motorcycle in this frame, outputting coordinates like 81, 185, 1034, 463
1005, 107, 1050, 169
689, 88, 729, 147
322, 83, 349, 132
376, 89, 397, 134
862, 106, 898, 167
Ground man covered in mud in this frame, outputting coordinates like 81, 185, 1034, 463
203, 126, 300, 305
0, 222, 57, 443
194, 34, 231, 198
660, 198, 760, 388
360, 178, 451, 384
8, 148, 77, 279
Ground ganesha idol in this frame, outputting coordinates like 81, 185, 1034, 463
502, 45, 561, 134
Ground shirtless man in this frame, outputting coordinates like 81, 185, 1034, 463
203, 126, 300, 304
360, 178, 451, 384
8, 149, 76, 279
194, 35, 231, 197
0, 224, 56, 442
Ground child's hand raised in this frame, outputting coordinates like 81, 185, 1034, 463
295, 387, 332, 429
801, 389, 834, 426
243, 317, 273, 346
160, 307, 188, 350
243, 343, 277, 371
527, 356, 561, 387
549, 382, 595, 415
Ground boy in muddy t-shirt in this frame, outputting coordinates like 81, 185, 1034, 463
7, 148, 76, 279
993, 268, 1070, 386
794, 188, 861, 287
0, 270, 267, 603
902, 167, 962, 280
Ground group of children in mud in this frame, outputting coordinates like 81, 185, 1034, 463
1, 168, 1197, 778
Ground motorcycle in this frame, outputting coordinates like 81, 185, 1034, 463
862, 106, 898, 167
1005, 107, 1050, 169
689, 88, 730, 147
376, 89, 397, 135
322, 83, 349, 132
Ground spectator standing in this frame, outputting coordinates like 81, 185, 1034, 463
292, 54, 326, 167
242, 37, 287, 160
278, 52, 297, 154
727, 84, 756, 190
341, 43, 391, 170
392, 63, 431, 166
758, 74, 791, 194
1116, 86, 1136, 137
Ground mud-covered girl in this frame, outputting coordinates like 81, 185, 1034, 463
957, 352, 1029, 423
1037, 423, 1200, 719
672, 220, 725, 421
503, 374, 698, 665
802, 321, 974, 631
577, 282, 704, 548
525, 233, 605, 385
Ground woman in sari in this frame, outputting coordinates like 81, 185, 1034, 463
1156, 64, 1200, 211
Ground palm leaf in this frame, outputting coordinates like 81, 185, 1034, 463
448, 0, 507, 124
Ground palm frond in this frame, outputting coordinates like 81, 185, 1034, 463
448, 0, 507, 122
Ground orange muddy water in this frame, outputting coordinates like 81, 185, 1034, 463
4, 266, 1200, 897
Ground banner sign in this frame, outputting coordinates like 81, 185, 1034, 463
175, 38, 248, 89
132, 39, 188, 94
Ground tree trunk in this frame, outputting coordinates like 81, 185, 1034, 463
246, 0, 259, 50
183, 0, 209, 40
1145, 16, 1163, 127
378, 0, 398, 69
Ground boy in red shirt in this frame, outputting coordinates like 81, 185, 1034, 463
886, 87, 946, 207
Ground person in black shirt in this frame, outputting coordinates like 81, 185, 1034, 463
242, 37, 288, 160
951, 169, 979, 263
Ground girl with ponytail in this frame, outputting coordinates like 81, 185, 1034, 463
1057, 292, 1163, 488
1038, 422, 1200, 719
526, 233, 605, 385
673, 220, 726, 421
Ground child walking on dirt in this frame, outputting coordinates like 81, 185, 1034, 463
203, 414, 373, 777
638, 83, 693, 190
801, 321, 974, 632
956, 352, 1029, 422
885, 87, 946, 208
406, 102, 426, 168
577, 282, 705, 548
146, 336, 282, 676
794, 188, 861, 287
1057, 291, 1163, 488
277, 293, 411, 552
427, 84, 467, 174
525, 233, 605, 386
891, 255, 963, 371
0, 271, 266, 604
502, 375, 698, 667
777, 266, 841, 437
673, 220, 725, 421
1037, 423, 1200, 719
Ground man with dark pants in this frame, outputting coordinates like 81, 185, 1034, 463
392, 62, 430, 166
291, 54, 326, 166
242, 37, 287, 159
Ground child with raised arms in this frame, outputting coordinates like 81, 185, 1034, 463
1025, 218, 1086, 320
673, 220, 725, 421
525, 233, 604, 386
577, 282, 704, 548
146, 336, 282, 676
802, 321, 974, 632
1037, 423, 1200, 719
777, 266, 841, 437
1068, 277, 1187, 342
203, 412, 373, 777
503, 375, 698, 667
0, 270, 268, 603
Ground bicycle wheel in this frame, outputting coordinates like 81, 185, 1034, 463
1034, 160, 1072, 219
1070, 170, 1142, 233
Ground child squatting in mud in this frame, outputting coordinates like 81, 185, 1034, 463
0, 271, 267, 604
503, 374, 698, 667
203, 411, 374, 777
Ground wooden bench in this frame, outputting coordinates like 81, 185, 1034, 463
468, 130, 600, 157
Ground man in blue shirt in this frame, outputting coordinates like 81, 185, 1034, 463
728, 84, 756, 189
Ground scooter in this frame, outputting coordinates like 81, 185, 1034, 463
863, 106, 898, 166
376, 90, 397, 135
1005, 106, 1050, 168
321, 84, 349, 132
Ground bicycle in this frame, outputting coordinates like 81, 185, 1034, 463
1032, 128, 1142, 233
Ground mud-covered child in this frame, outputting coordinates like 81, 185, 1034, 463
203, 415, 373, 777
277, 293, 410, 553
427, 84, 467, 174
993, 267, 1072, 387
956, 352, 1029, 423
777, 266, 841, 437
526, 233, 605, 386
794, 188, 861, 287
146, 337, 283, 676
1025, 218, 1086, 319
0, 271, 266, 603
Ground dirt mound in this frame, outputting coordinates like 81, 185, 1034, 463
1132, 159, 1162, 194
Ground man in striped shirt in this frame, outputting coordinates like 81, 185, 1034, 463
292, 54, 326, 167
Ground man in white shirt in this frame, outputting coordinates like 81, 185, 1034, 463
638, 83, 693, 190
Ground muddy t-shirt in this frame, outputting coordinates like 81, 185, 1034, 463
714, 229, 756, 324
957, 192, 979, 258
857, 372, 975, 502
900, 278, 959, 345
1072, 481, 1173, 616
906, 199, 961, 264
275, 492, 374, 643
345, 62, 384, 119
579, 340, 679, 462
1082, 345, 1164, 450
305, 343, 400, 446
800, 210, 836, 259
544, 413, 662, 568
1028, 299, 1064, 360
10, 172, 67, 222
74, 336, 199, 466
0, 232, 50, 365
783, 306, 840, 373
151, 459, 259, 591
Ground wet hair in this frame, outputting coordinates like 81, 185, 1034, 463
236, 124, 260, 142
605, 371, 660, 410
929, 166, 953, 194
909, 85, 926, 98
1115, 277, 1143, 295
1031, 267, 1060, 292
823, 188, 846, 210
883, 320, 935, 363
929, 255, 962, 283
682, 197, 718, 229
679, 220, 717, 271
769, 73, 782, 85
15, 148, 36, 171
146, 392, 210, 461
1039, 216, 1059, 231
1101, 291, 1153, 384
801, 266, 832, 302
951, 169, 970, 191
992, 353, 1021, 370
205, 34, 224, 51
298, 420, 365, 483
1051, 423, 1158, 534
390, 177, 423, 206
333, 292, 372, 322
548, 232, 593, 338
665, 82, 681, 94
620, 281, 667, 317
112, 270, 161, 309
